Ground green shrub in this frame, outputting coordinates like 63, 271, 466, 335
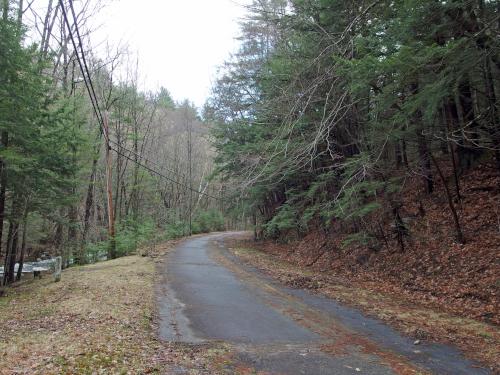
83, 218, 156, 262
85, 241, 108, 263
164, 221, 187, 240
263, 205, 295, 238
82, 211, 225, 263
193, 209, 225, 233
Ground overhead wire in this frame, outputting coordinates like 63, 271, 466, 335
58, 0, 107, 143
108, 139, 188, 180
110, 144, 223, 201
67, 0, 106, 130
58, 0, 224, 201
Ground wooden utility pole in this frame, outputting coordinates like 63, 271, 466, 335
103, 113, 116, 258
184, 104, 193, 236
188, 116, 192, 236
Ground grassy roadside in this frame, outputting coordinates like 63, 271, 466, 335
0, 241, 234, 374
227, 244, 499, 372
0, 255, 163, 373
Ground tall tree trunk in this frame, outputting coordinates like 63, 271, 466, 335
40, 0, 54, 57
410, 83, 433, 193
78, 161, 96, 265
103, 114, 116, 259
53, 214, 63, 256
78, 132, 102, 264
0, 132, 8, 262
113, 118, 122, 223
444, 100, 462, 201
66, 204, 77, 268
2, 222, 14, 285
417, 121, 433, 194
185, 107, 193, 236
16, 208, 28, 281
131, 119, 139, 222
431, 154, 465, 244
3, 196, 21, 285
2, 0, 8, 20
17, 0, 22, 24
8, 224, 19, 284
455, 80, 482, 170
482, 56, 500, 171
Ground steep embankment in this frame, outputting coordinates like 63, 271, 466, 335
229, 162, 499, 369
256, 163, 499, 323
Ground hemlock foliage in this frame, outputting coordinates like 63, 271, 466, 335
0, 0, 226, 284
207, 0, 499, 244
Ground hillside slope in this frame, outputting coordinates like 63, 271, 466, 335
250, 162, 499, 324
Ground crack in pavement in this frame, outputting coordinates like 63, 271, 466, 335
156, 233, 490, 375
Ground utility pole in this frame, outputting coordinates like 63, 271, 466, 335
103, 113, 116, 258
187, 108, 193, 236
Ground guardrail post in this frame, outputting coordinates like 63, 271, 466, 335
54, 256, 62, 282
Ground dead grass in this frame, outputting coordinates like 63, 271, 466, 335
0, 256, 166, 374
0, 246, 235, 374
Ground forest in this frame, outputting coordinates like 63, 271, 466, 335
0, 0, 499, 373
0, 0, 226, 286
0, 0, 498, 289
205, 0, 499, 324
208, 0, 499, 243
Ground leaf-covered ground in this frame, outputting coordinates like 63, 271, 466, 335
0, 242, 239, 374
225, 162, 499, 371
226, 242, 499, 372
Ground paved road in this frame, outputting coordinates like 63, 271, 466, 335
157, 233, 490, 375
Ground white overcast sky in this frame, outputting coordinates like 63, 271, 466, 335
28, 0, 248, 107
92, 0, 248, 107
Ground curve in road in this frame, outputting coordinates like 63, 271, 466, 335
157, 233, 490, 375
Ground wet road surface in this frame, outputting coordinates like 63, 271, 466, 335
157, 233, 490, 375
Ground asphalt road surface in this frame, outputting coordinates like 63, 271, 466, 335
157, 233, 490, 375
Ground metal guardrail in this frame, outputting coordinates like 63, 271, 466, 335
0, 259, 56, 276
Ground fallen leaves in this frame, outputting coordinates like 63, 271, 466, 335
228, 244, 499, 371
223, 163, 500, 370
0, 253, 235, 374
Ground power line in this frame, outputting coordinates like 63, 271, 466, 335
108, 139, 188, 180
110, 144, 223, 201
109, 137, 222, 200
109, 138, 221, 200
58, 0, 107, 143
67, 0, 106, 130
110, 138, 221, 200
59, 0, 224, 202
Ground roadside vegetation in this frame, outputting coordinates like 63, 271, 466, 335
1, 0, 498, 372
206, 1, 499, 367
227, 243, 499, 370
0, 0, 226, 288
0, 242, 236, 374
208, 1, 499, 250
